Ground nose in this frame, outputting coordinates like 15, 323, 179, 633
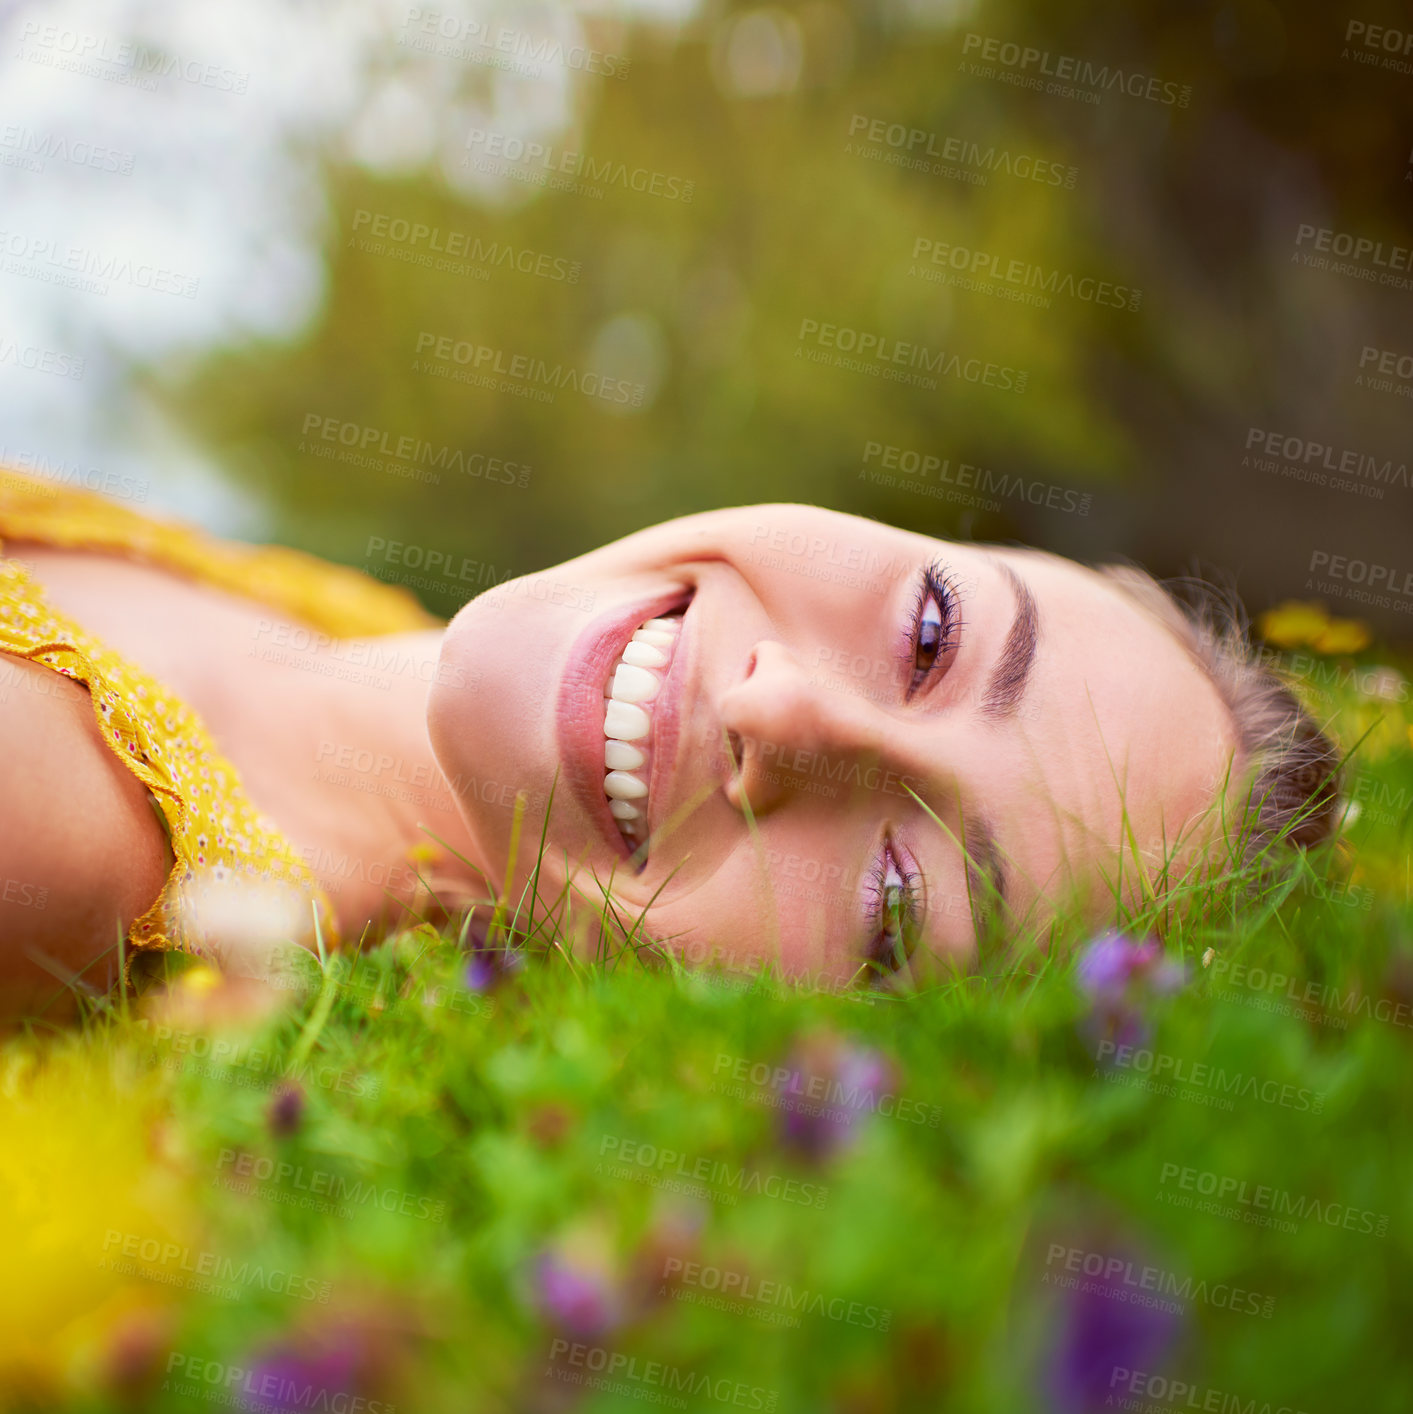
718, 640, 887, 816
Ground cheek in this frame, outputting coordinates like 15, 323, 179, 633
636, 864, 846, 984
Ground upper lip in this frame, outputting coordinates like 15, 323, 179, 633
556, 586, 694, 867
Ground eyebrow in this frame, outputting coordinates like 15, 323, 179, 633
962, 812, 1008, 926
981, 561, 1040, 719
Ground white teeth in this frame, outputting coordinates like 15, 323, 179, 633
604, 770, 648, 800
602, 607, 686, 851
605, 700, 651, 740
622, 641, 668, 669
605, 740, 645, 770
611, 664, 660, 704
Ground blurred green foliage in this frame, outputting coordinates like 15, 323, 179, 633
159, 1, 1413, 621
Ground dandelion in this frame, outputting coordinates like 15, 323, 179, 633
1256, 600, 1371, 655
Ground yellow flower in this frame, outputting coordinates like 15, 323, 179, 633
1257, 601, 1330, 649
406, 841, 441, 869
1312, 619, 1372, 655
0, 1043, 193, 1402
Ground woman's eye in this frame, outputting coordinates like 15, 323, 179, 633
907, 563, 959, 696
867, 849, 918, 977
916, 596, 945, 676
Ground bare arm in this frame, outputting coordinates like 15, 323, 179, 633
0, 654, 169, 1022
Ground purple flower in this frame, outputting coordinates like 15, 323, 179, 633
1078, 933, 1183, 997
1043, 1243, 1183, 1414
1077, 933, 1184, 1055
776, 1036, 893, 1162
241, 1337, 361, 1414
533, 1248, 623, 1338
461, 925, 525, 993
464, 953, 498, 993
266, 1082, 305, 1138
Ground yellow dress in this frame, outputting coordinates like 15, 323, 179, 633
0, 466, 441, 965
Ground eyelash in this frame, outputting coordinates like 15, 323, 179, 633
905, 559, 962, 697
863, 842, 920, 977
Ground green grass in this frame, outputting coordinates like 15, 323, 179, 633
3, 648, 1412, 1414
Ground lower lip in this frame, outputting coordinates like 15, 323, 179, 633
556, 587, 693, 860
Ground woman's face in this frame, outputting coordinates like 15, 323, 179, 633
428, 505, 1237, 986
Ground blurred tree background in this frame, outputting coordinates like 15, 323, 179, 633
105, 0, 1413, 623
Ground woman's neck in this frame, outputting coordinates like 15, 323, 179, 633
248, 627, 492, 936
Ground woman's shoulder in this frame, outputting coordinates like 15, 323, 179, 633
0, 653, 169, 1012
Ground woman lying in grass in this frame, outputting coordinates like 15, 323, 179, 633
0, 469, 1340, 1017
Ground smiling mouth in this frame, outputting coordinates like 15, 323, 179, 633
601, 608, 688, 852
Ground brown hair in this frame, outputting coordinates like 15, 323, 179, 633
1099, 565, 1343, 864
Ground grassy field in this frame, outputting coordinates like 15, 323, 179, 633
3, 627, 1411, 1414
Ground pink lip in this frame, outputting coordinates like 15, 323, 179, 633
556, 586, 693, 865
